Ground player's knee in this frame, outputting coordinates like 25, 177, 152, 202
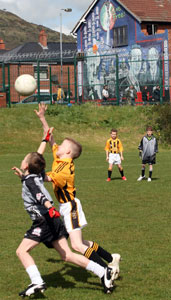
70, 241, 84, 253
16, 247, 23, 258
60, 251, 72, 262
16, 246, 28, 258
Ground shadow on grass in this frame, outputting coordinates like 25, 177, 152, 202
28, 292, 46, 299
111, 177, 122, 181
44, 260, 100, 290
137, 177, 159, 181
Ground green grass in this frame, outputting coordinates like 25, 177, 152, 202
0, 104, 171, 299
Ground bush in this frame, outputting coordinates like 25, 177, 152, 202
147, 104, 171, 144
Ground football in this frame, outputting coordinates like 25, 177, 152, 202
14, 74, 37, 96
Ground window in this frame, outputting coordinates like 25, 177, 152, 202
147, 24, 158, 35
113, 26, 128, 47
34, 66, 48, 80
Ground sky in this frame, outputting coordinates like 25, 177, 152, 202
1, 0, 93, 35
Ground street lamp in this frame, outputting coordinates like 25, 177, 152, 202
60, 8, 72, 99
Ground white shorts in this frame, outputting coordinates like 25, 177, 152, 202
109, 153, 121, 165
59, 198, 87, 233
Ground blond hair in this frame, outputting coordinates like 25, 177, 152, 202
65, 138, 82, 159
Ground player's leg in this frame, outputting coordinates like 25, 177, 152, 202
117, 163, 127, 180
107, 163, 113, 181
60, 198, 107, 267
137, 163, 146, 181
52, 237, 114, 293
60, 199, 120, 278
84, 240, 121, 280
69, 229, 108, 268
16, 238, 46, 297
80, 237, 121, 279
148, 164, 153, 182
16, 238, 39, 269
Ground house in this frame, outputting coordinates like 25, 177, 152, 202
72, 0, 171, 103
0, 30, 77, 105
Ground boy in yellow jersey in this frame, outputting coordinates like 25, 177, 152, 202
105, 129, 127, 182
35, 103, 121, 284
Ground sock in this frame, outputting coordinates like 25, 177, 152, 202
92, 242, 112, 263
26, 265, 44, 285
84, 247, 107, 267
119, 168, 124, 177
86, 260, 104, 279
142, 168, 145, 177
108, 170, 112, 178
149, 171, 152, 178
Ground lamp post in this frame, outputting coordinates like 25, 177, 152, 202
60, 8, 72, 100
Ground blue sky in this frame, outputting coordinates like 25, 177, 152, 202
0, 0, 93, 35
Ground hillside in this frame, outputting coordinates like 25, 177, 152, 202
0, 9, 76, 50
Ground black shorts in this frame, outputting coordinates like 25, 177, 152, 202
24, 213, 68, 248
142, 155, 156, 165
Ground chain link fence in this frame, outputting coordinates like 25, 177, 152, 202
77, 52, 170, 105
0, 51, 170, 107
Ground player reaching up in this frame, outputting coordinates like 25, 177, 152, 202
12, 137, 115, 296
35, 103, 121, 283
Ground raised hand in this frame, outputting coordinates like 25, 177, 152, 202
12, 167, 23, 178
34, 103, 48, 119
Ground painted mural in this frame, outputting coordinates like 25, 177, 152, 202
77, 0, 170, 103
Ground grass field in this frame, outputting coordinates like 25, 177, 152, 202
0, 104, 171, 300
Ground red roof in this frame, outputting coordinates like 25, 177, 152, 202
72, 0, 171, 34
120, 0, 171, 22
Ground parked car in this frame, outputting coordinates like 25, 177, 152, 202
16, 93, 56, 104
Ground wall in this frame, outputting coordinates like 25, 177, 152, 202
76, 0, 170, 102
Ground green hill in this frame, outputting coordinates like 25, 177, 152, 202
0, 9, 76, 50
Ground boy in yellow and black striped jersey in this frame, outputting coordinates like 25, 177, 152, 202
35, 103, 121, 286
105, 129, 127, 182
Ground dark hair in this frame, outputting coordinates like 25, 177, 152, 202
146, 126, 153, 131
27, 152, 46, 174
65, 138, 82, 159
110, 129, 117, 133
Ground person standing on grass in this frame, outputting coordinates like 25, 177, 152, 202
137, 126, 158, 182
105, 129, 127, 182
34, 103, 121, 285
12, 136, 114, 297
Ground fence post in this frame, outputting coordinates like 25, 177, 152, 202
115, 54, 119, 106
7, 64, 11, 108
37, 60, 40, 103
49, 66, 52, 105
2, 63, 5, 92
68, 67, 71, 103
159, 58, 163, 104
74, 55, 77, 103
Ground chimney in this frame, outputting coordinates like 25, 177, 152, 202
0, 39, 5, 50
39, 30, 47, 48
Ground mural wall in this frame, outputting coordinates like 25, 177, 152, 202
76, 0, 169, 102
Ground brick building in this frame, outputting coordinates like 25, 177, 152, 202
0, 30, 77, 105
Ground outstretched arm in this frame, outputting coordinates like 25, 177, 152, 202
37, 127, 54, 155
34, 103, 55, 148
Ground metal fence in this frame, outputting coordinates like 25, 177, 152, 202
0, 51, 171, 107
77, 52, 171, 105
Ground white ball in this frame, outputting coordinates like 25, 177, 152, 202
15, 74, 37, 96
